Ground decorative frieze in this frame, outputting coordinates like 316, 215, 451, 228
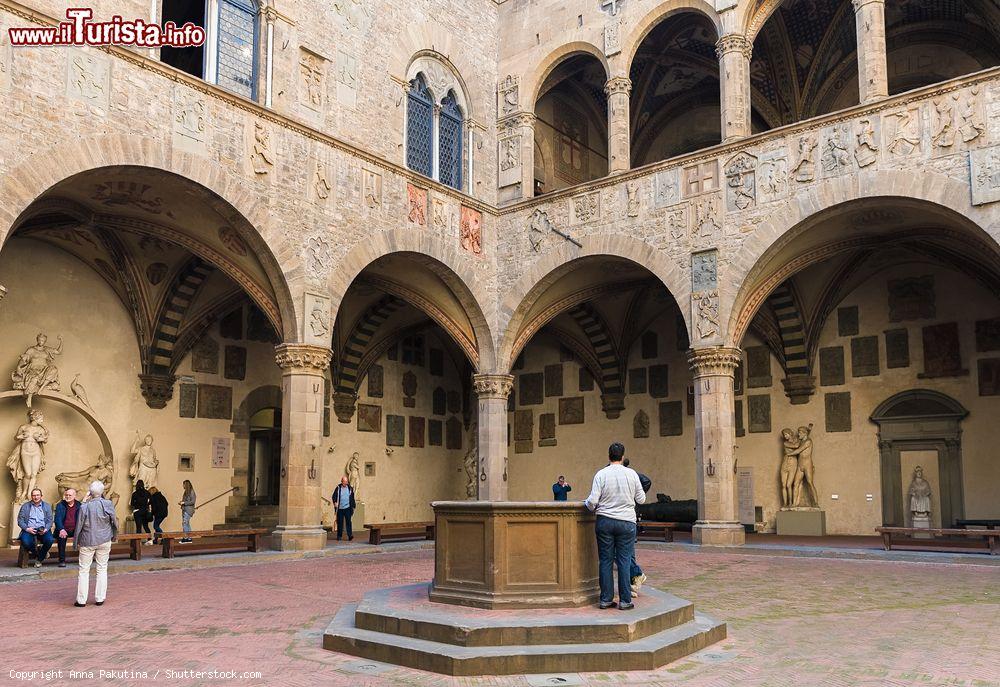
274, 344, 333, 375
473, 374, 514, 400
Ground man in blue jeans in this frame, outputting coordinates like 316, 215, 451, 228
17, 488, 54, 568
584, 443, 646, 610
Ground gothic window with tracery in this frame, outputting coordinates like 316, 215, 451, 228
438, 92, 464, 190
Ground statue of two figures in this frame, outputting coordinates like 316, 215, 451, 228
779, 424, 818, 509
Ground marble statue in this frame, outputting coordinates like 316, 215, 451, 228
12, 333, 63, 406
464, 421, 478, 498
791, 424, 817, 508
345, 452, 361, 496
778, 428, 799, 508
56, 453, 119, 506
129, 432, 159, 490
70, 374, 92, 409
6, 410, 48, 502
908, 466, 932, 529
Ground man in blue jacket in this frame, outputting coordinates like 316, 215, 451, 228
54, 487, 80, 568
17, 488, 54, 568
552, 476, 572, 501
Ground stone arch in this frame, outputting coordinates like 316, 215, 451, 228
327, 228, 496, 372
725, 170, 1000, 348
0, 133, 298, 342
621, 0, 723, 73
497, 234, 689, 372
525, 41, 611, 108
744, 0, 783, 43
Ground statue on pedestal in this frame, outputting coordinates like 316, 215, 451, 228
345, 452, 361, 497
12, 334, 63, 406
908, 466, 932, 529
129, 432, 159, 490
778, 424, 818, 509
56, 453, 119, 506
6, 410, 48, 502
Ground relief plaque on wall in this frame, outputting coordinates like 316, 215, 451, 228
539, 413, 557, 447
633, 410, 649, 439
747, 394, 771, 433
367, 364, 384, 398
978, 359, 1000, 396
197, 384, 232, 420
885, 329, 910, 368
544, 364, 564, 397
658, 401, 683, 436
386, 415, 405, 446
224, 345, 247, 381
514, 410, 533, 441
357, 403, 382, 433
746, 346, 772, 388
179, 383, 197, 418
409, 417, 425, 448
734, 399, 745, 437
851, 336, 880, 377
975, 317, 1000, 352
629, 368, 647, 395
559, 397, 585, 425
649, 364, 669, 398
888, 276, 935, 322
819, 346, 845, 386
445, 416, 462, 450
838, 306, 859, 337
191, 336, 219, 374
432, 387, 446, 416
520, 373, 544, 405
920, 322, 965, 378
428, 419, 443, 446
825, 392, 852, 432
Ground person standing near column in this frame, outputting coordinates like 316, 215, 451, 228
54, 487, 79, 567
585, 443, 646, 610
179, 480, 196, 543
333, 476, 356, 541
74, 480, 118, 607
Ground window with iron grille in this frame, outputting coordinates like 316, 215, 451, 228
438, 92, 463, 190
216, 0, 258, 99
406, 76, 434, 178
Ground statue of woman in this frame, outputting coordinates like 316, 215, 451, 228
908, 466, 932, 518
129, 432, 159, 490
778, 428, 800, 508
791, 424, 818, 508
12, 333, 63, 406
57, 453, 119, 506
345, 452, 361, 497
6, 410, 48, 502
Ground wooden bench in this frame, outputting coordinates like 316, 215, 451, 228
636, 521, 682, 542
956, 519, 1000, 530
364, 522, 435, 545
12, 534, 147, 568
876, 527, 1000, 555
159, 528, 267, 559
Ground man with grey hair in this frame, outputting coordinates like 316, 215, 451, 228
74, 480, 118, 607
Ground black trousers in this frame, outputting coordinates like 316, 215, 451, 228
133, 511, 151, 534
56, 533, 72, 562
336, 507, 353, 540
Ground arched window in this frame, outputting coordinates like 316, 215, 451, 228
404, 59, 470, 193
407, 75, 434, 178
438, 92, 464, 190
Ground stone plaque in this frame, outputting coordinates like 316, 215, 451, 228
921, 322, 964, 378
737, 466, 755, 526
838, 306, 859, 336
409, 417, 425, 448
641, 331, 658, 359
747, 394, 771, 433
559, 397, 585, 425
691, 250, 718, 293
539, 413, 557, 447
429, 419, 443, 446
649, 364, 669, 398
179, 383, 197, 418
357, 404, 381, 433
825, 392, 852, 432
819, 346, 845, 386
447, 390, 461, 414
734, 399, 745, 437
975, 317, 1000, 352
433, 387, 446, 416
220, 308, 243, 339
734, 360, 745, 396
889, 276, 935, 322
978, 358, 1000, 396
970, 145, 1000, 205
402, 370, 417, 408
885, 329, 910, 368
446, 417, 462, 450
386, 415, 405, 447
658, 401, 683, 436
197, 384, 232, 420
851, 336, 880, 377
633, 410, 649, 439
629, 368, 647, 395
520, 373, 544, 406
191, 336, 219, 374
367, 364, 384, 398
429, 348, 444, 376
515, 440, 533, 454
579, 368, 594, 392
746, 346, 772, 388
224, 345, 247, 381
544, 364, 564, 397
514, 410, 533, 441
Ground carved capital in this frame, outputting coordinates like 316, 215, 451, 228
472, 374, 514, 400
498, 111, 535, 130
687, 347, 742, 378
715, 34, 753, 61
274, 343, 333, 375
601, 392, 626, 419
781, 374, 816, 405
603, 77, 632, 97
332, 391, 358, 424
138, 373, 176, 410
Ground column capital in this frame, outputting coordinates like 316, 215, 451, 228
852, 0, 885, 11
138, 373, 176, 410
498, 111, 536, 130
715, 33, 753, 61
472, 374, 514, 400
274, 343, 333, 376
687, 347, 742, 377
604, 76, 632, 97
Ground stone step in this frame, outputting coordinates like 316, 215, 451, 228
324, 602, 726, 676
353, 583, 695, 646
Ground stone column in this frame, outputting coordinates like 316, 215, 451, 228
604, 76, 631, 174
472, 374, 513, 501
688, 347, 745, 546
272, 343, 333, 551
716, 34, 753, 143
853, 0, 889, 103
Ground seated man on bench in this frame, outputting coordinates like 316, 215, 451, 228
17, 488, 55, 568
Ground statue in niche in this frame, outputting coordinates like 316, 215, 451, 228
56, 452, 119, 506
129, 432, 159, 490
464, 420, 478, 499
345, 452, 361, 497
12, 333, 63, 406
791, 424, 817, 508
908, 466, 932, 528
6, 410, 48, 502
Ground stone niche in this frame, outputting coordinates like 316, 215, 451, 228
429, 501, 598, 609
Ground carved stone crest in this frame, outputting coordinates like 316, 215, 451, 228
692, 291, 720, 340
971, 145, 1000, 206
625, 182, 640, 217
790, 136, 817, 182
363, 169, 382, 209
335, 50, 358, 107
573, 191, 600, 224
604, 18, 622, 57
304, 293, 331, 344
407, 183, 427, 225
305, 236, 332, 282
666, 204, 689, 240
460, 207, 483, 256
758, 150, 787, 202
299, 50, 325, 111
854, 118, 879, 167
250, 121, 274, 175
724, 152, 757, 211
498, 75, 519, 116
528, 208, 552, 252
692, 196, 722, 239
218, 226, 248, 256
653, 168, 680, 208
821, 125, 851, 175
313, 157, 333, 202
66, 49, 109, 108
498, 130, 521, 188
172, 92, 207, 154
885, 107, 921, 158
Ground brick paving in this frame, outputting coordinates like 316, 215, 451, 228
0, 548, 997, 687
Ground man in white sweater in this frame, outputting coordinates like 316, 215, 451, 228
584, 442, 646, 610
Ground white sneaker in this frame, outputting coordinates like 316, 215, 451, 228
630, 585, 639, 597
632, 573, 648, 590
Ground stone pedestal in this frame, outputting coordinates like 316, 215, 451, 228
912, 514, 932, 538
776, 508, 827, 536
430, 501, 598, 609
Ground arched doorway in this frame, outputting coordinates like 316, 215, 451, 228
871, 390, 968, 528
248, 407, 282, 506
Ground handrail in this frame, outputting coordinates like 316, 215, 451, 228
320, 495, 331, 505
194, 487, 238, 511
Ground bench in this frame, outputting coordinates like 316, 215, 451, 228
159, 528, 267, 559
12, 534, 147, 568
637, 521, 682, 542
364, 522, 435, 545
876, 527, 1000, 555
956, 519, 1000, 530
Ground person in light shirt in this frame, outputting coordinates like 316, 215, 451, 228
584, 442, 646, 610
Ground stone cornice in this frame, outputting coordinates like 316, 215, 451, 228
472, 374, 514, 399
274, 344, 333, 375
687, 347, 742, 378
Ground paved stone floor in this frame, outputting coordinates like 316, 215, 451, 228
1, 548, 997, 686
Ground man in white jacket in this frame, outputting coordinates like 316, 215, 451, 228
584, 442, 646, 610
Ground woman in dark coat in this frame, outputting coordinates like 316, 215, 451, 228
129, 480, 152, 543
